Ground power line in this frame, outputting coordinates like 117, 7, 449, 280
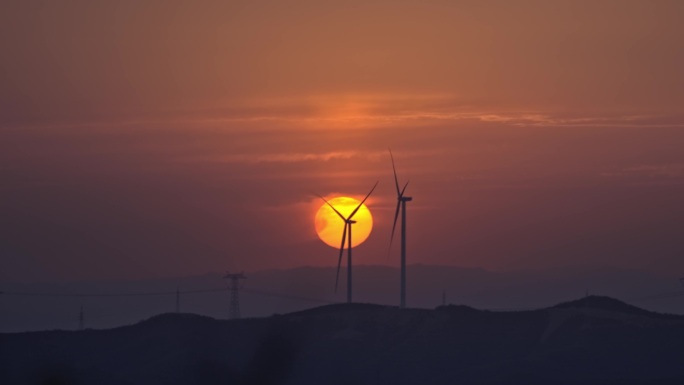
0, 288, 227, 298
2, 286, 681, 307
628, 290, 684, 302
0, 287, 338, 304
242, 288, 336, 304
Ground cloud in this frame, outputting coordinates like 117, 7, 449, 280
201, 151, 361, 164
181, 147, 438, 166
602, 164, 684, 185
5, 89, 684, 133
186, 96, 684, 130
623, 164, 684, 178
476, 113, 684, 128
183, 151, 368, 164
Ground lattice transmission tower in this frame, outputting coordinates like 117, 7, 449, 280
78, 306, 84, 330
175, 287, 180, 313
224, 272, 247, 319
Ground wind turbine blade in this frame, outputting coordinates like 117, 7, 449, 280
335, 223, 348, 293
389, 148, 401, 196
400, 181, 409, 196
388, 199, 401, 255
348, 181, 378, 220
317, 194, 346, 222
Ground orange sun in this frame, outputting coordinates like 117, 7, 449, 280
314, 197, 373, 249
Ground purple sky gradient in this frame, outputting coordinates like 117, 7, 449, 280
2, 1, 684, 282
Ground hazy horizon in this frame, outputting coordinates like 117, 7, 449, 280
3, 264, 683, 333
3, 262, 683, 285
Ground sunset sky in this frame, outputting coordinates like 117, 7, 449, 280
2, 0, 684, 283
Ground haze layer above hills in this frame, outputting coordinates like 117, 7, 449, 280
2, 265, 683, 332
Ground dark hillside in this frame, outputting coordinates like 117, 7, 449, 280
2, 296, 684, 385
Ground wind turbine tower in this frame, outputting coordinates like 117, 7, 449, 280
389, 149, 412, 308
318, 182, 378, 303
224, 271, 247, 319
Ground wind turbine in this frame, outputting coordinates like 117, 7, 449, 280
389, 149, 412, 308
318, 182, 378, 303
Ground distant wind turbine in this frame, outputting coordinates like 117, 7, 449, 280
318, 182, 378, 303
388, 149, 412, 308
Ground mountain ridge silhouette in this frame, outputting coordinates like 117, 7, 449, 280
2, 296, 684, 385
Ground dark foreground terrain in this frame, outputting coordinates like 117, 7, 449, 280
2, 296, 684, 385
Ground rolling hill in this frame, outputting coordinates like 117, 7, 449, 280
2, 296, 684, 385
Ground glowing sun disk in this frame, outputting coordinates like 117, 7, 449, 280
314, 197, 373, 249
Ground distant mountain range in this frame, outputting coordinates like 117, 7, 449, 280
2, 296, 684, 385
2, 264, 683, 332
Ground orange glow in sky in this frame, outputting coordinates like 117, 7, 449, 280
2, 1, 684, 281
